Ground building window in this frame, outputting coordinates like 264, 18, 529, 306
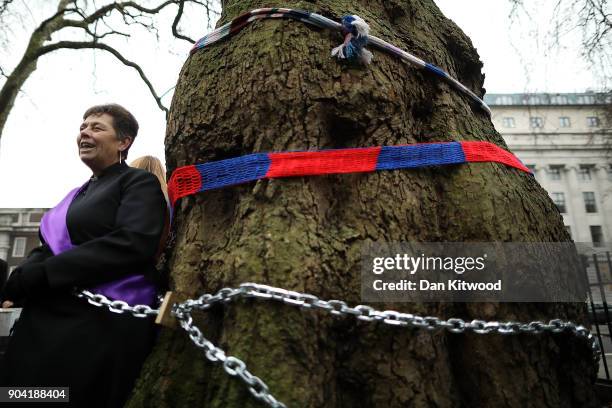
578, 165, 593, 181
12, 237, 26, 257
587, 116, 600, 127
502, 117, 516, 128
29, 212, 43, 223
526, 164, 536, 173
549, 165, 564, 180
524, 95, 542, 105
530, 117, 543, 128
496, 96, 514, 105
608, 164, 612, 181
583, 192, 597, 213
590, 226, 604, 247
551, 193, 566, 213
565, 226, 572, 238
551, 95, 568, 104
559, 117, 571, 128
578, 95, 596, 104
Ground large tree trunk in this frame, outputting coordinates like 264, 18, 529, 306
128, 0, 598, 406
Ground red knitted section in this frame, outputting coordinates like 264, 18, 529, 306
167, 165, 202, 206
266, 147, 382, 178
461, 141, 530, 173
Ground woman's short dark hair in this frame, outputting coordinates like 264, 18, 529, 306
83, 104, 139, 160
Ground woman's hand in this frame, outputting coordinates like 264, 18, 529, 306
2, 263, 48, 302
2, 300, 14, 308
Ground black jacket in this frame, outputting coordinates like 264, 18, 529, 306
0, 258, 7, 291
0, 162, 166, 408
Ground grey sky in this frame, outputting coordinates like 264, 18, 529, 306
0, 0, 603, 207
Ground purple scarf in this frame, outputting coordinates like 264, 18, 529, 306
40, 185, 157, 306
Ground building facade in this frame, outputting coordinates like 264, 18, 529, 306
0, 208, 46, 274
485, 93, 611, 244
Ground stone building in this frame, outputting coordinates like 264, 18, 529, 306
0, 208, 46, 274
485, 93, 611, 244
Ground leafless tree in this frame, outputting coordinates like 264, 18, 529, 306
509, 0, 611, 81
0, 0, 219, 142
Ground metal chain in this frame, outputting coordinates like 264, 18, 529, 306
75, 283, 601, 408
75, 289, 159, 318
173, 300, 287, 408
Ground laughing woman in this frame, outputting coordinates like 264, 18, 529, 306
0, 104, 167, 407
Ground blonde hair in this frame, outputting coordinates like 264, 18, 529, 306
130, 155, 168, 201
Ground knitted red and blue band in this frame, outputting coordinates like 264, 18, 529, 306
167, 141, 530, 206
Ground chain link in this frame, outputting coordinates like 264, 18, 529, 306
172, 301, 286, 408
75, 289, 159, 317
75, 283, 601, 408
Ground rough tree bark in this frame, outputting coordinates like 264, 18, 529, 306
128, 0, 598, 406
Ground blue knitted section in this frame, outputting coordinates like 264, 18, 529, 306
196, 153, 271, 191
346, 35, 368, 59
375, 143, 466, 170
286, 9, 311, 20
425, 63, 448, 79
344, 42, 359, 60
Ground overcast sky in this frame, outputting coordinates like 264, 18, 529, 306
0, 0, 604, 208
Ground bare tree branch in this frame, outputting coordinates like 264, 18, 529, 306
172, 0, 195, 43
36, 40, 169, 117
0, 0, 16, 52
37, 0, 75, 32
0, 0, 220, 142
0, 0, 15, 16
81, 0, 176, 25
508, 0, 611, 81
61, 18, 130, 39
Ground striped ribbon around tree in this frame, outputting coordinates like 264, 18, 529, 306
190, 8, 491, 116
167, 141, 530, 207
